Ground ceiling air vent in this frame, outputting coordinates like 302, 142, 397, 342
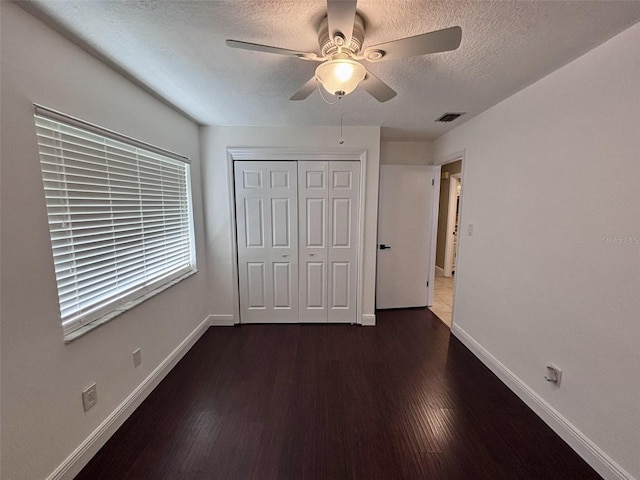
436, 112, 465, 122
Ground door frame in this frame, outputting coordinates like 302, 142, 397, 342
444, 173, 461, 277
226, 147, 368, 325
427, 165, 441, 307
430, 150, 466, 327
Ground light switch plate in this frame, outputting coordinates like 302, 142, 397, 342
133, 348, 142, 368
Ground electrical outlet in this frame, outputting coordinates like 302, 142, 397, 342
545, 364, 563, 386
133, 348, 142, 368
82, 383, 97, 411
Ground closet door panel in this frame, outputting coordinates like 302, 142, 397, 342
306, 262, 325, 309
298, 161, 329, 322
235, 161, 298, 323
246, 262, 266, 309
328, 161, 360, 323
330, 261, 350, 308
273, 262, 293, 308
331, 198, 352, 247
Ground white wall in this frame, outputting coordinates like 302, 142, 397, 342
200, 126, 380, 324
380, 140, 432, 165
0, 3, 210, 479
433, 23, 640, 480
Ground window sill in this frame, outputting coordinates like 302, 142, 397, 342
64, 269, 198, 344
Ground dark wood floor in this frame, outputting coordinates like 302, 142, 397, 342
76, 308, 601, 480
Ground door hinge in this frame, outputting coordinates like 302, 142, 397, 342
427, 280, 429, 287
432, 179, 435, 186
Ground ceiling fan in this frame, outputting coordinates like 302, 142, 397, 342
226, 0, 462, 103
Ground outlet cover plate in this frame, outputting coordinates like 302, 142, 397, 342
82, 383, 97, 411
545, 364, 563, 386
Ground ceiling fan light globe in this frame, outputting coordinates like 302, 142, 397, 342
335, 62, 355, 82
315, 59, 366, 96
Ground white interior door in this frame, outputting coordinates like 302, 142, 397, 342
328, 161, 360, 323
298, 161, 329, 323
298, 161, 360, 323
376, 165, 437, 309
235, 161, 298, 323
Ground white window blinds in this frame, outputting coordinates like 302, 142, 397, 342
34, 107, 195, 336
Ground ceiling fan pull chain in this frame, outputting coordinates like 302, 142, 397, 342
317, 80, 340, 105
339, 97, 344, 144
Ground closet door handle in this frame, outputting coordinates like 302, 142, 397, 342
282, 254, 289, 258
309, 253, 316, 256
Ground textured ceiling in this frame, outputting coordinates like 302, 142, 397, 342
18, 0, 640, 140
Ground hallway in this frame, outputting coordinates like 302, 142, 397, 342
430, 269, 455, 327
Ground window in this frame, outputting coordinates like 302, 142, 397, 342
34, 105, 196, 338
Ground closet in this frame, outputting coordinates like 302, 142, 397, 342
234, 160, 360, 324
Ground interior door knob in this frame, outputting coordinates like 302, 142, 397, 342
379, 244, 391, 250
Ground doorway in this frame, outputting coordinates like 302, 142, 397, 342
430, 159, 462, 327
445, 173, 461, 277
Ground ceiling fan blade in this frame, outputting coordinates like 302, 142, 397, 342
290, 77, 317, 101
363, 26, 462, 62
360, 70, 397, 103
327, 0, 357, 46
226, 39, 320, 61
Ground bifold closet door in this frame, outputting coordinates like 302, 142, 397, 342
298, 162, 329, 322
235, 161, 298, 323
327, 161, 360, 323
298, 161, 360, 323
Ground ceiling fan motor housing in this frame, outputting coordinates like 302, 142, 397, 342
318, 13, 365, 57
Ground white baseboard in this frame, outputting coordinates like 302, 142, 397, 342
435, 265, 445, 276
208, 314, 236, 326
47, 316, 211, 480
451, 324, 634, 480
361, 313, 376, 326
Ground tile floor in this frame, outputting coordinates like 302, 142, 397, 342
429, 269, 455, 327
